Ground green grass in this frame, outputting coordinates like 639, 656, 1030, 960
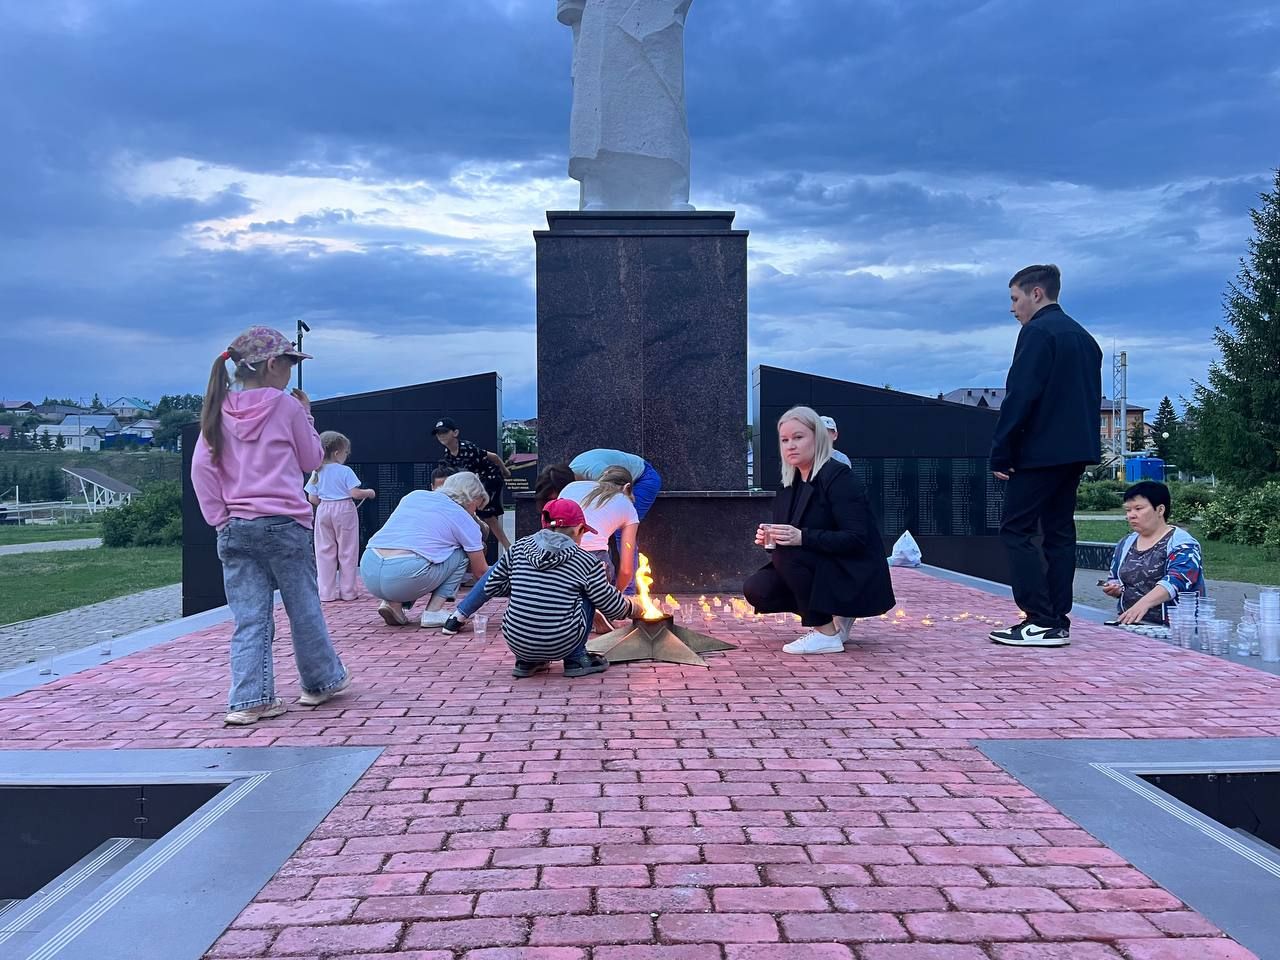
1075, 519, 1280, 587
0, 522, 102, 546
0, 546, 181, 625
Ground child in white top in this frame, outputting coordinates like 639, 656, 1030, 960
305, 431, 375, 601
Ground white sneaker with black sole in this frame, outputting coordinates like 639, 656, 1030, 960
990, 622, 1070, 647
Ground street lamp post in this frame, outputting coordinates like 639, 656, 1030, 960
296, 320, 311, 392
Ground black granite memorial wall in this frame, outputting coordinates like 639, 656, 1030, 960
181, 373, 502, 616
752, 365, 1010, 584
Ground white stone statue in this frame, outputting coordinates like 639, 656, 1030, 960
558, 0, 695, 211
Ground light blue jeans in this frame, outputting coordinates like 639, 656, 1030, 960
216, 516, 347, 712
359, 547, 469, 607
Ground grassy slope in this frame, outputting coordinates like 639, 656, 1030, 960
0, 546, 181, 625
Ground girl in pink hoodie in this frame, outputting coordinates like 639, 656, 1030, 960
192, 326, 350, 726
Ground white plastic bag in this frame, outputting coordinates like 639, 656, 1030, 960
888, 530, 922, 567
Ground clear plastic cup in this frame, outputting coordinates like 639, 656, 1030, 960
1260, 621, 1280, 662
472, 615, 489, 637
35, 645, 56, 675
96, 630, 114, 656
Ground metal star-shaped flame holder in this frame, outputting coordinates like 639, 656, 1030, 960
587, 614, 736, 667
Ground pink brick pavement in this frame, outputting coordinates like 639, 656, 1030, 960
2, 567, 1275, 959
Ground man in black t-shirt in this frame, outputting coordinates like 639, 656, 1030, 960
433, 417, 512, 550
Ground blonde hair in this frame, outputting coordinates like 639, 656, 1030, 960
777, 405, 833, 488
199, 344, 293, 462
440, 471, 489, 511
580, 465, 633, 510
309, 431, 350, 487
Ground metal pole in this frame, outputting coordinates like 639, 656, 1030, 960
296, 320, 304, 392
1119, 351, 1128, 456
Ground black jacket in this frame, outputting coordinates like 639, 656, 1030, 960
762, 460, 896, 618
990, 303, 1103, 472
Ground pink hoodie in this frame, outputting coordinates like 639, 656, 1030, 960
191, 388, 324, 530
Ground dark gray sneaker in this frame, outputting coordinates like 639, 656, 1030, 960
563, 652, 609, 677
512, 660, 551, 679
442, 615, 468, 636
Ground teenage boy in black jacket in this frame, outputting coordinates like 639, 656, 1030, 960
988, 264, 1103, 648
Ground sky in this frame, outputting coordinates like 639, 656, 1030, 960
1, 0, 1277, 418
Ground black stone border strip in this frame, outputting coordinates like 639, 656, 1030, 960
978, 737, 1280, 960
0, 747, 380, 960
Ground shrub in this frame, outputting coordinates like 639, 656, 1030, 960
1075, 479, 1125, 512
1199, 482, 1280, 546
100, 481, 182, 548
1166, 481, 1215, 519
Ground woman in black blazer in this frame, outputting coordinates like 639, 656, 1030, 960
744, 405, 895, 654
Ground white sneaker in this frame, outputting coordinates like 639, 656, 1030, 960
420, 609, 450, 628
377, 601, 409, 626
783, 630, 845, 655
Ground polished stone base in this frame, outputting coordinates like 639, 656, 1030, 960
588, 614, 736, 667
518, 489, 775, 593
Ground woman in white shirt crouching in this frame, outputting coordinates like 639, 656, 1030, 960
359, 472, 490, 628
559, 466, 641, 631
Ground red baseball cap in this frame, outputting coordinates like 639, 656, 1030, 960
541, 499, 597, 534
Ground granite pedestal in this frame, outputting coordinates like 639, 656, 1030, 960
534, 211, 748, 490
531, 210, 755, 593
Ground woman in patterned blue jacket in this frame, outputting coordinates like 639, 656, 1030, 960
1103, 481, 1205, 625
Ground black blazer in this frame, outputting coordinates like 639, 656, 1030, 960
990, 303, 1103, 472
766, 459, 895, 618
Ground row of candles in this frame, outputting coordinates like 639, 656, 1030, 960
653, 593, 1004, 630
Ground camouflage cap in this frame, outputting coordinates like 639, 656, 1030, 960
226, 326, 313, 365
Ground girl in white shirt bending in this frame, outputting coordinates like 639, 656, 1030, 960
305, 432, 375, 601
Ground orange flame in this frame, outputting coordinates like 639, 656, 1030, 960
635, 553, 665, 620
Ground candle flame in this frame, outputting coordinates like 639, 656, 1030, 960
634, 553, 665, 620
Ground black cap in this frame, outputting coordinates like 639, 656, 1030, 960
432, 417, 459, 434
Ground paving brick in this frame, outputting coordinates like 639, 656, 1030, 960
657, 912, 780, 942
944, 886, 1073, 912
903, 912, 1036, 942
424, 868, 539, 893
714, 885, 829, 912
542, 865, 652, 888
235, 898, 358, 927
987, 945, 1125, 959
1027, 912, 1163, 940
779, 912, 908, 942
596, 947, 722, 960
596, 886, 711, 913
985, 865, 1102, 888
207, 929, 275, 958
655, 863, 761, 886
270, 921, 402, 955
828, 885, 947, 913
474, 889, 592, 916
726, 947, 854, 960
402, 917, 528, 950
1113, 940, 1257, 959
335, 884, 470, 917
1060, 889, 1184, 912
858, 947, 988, 960
530, 913, 654, 946
462, 950, 586, 960
1144, 912, 1221, 936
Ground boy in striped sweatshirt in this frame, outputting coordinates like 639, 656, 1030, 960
482, 499, 640, 678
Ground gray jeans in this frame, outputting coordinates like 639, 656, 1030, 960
216, 516, 347, 711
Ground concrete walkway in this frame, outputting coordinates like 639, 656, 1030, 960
0, 537, 102, 556
0, 582, 181, 670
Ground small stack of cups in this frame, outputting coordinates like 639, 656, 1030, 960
1259, 590, 1280, 662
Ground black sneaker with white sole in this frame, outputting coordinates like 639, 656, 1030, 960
442, 615, 468, 636
988, 620, 1031, 644
991, 622, 1070, 647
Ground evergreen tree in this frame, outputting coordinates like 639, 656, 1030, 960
37, 431, 54, 451
90, 392, 105, 411
1152, 396, 1178, 461
1194, 169, 1280, 484
55, 433, 68, 450
1129, 420, 1147, 453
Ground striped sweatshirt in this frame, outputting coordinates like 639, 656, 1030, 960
482, 529, 633, 662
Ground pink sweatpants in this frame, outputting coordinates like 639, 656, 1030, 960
314, 499, 361, 601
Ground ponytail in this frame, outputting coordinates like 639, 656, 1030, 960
311, 431, 350, 488
581, 465, 633, 510
199, 351, 233, 462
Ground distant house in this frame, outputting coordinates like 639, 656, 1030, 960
37, 424, 105, 452
1, 400, 35, 412
121, 418, 161, 439
57, 413, 122, 434
942, 387, 1148, 450
35, 402, 89, 421
106, 396, 153, 419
